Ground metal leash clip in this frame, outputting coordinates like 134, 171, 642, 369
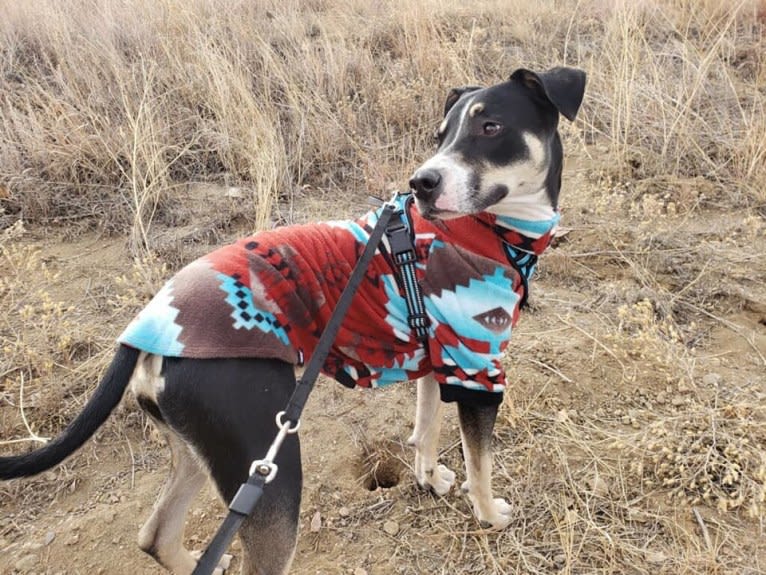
248, 411, 300, 484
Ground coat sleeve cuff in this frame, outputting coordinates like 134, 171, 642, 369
438, 383, 503, 406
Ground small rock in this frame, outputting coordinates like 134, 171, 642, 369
671, 395, 685, 407
226, 187, 244, 199
44, 531, 56, 546
588, 475, 610, 498
702, 373, 721, 386
310, 511, 322, 532
552, 552, 566, 565
65, 533, 79, 546
383, 520, 399, 536
15, 554, 38, 572
339, 506, 351, 517
354, 569, 368, 575
219, 554, 232, 570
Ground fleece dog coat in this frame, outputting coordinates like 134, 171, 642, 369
119, 194, 558, 404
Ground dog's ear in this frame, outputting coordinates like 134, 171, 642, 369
443, 86, 482, 116
510, 67, 586, 121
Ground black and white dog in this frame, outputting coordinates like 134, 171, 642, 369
0, 67, 586, 574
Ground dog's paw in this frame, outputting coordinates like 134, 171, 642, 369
417, 464, 456, 496
429, 464, 456, 495
475, 498, 513, 530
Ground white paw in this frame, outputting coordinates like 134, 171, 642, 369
429, 464, 456, 495
474, 497, 513, 530
417, 464, 456, 496
493, 497, 513, 516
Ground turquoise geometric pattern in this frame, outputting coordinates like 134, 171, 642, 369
118, 281, 185, 356
215, 273, 290, 345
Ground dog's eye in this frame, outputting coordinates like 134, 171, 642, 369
482, 121, 503, 136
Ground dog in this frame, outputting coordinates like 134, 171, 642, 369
0, 66, 586, 574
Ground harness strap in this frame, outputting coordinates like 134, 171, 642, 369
384, 195, 430, 342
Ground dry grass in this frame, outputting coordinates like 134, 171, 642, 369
1, 0, 763, 239
1, 0, 765, 573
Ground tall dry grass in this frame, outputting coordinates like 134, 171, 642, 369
0, 0, 763, 253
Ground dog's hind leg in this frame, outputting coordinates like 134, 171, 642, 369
407, 375, 455, 495
137, 427, 207, 573
457, 401, 512, 530
159, 357, 302, 575
129, 353, 207, 573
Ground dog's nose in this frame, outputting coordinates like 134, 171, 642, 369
409, 169, 441, 200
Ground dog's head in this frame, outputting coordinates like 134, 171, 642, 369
409, 67, 586, 221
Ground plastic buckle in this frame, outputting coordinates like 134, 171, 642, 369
387, 225, 415, 264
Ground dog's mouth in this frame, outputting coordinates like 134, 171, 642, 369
414, 201, 463, 221
415, 198, 470, 221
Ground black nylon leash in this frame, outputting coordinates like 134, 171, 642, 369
193, 197, 418, 575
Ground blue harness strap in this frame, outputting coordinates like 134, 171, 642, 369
383, 194, 430, 342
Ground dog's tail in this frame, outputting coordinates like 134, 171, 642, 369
0, 345, 140, 479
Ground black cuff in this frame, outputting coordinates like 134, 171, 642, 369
334, 371, 357, 389
438, 383, 503, 406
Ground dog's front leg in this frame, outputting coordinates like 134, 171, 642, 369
407, 375, 456, 495
458, 401, 512, 529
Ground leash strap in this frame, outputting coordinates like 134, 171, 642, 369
192, 473, 265, 574
384, 195, 430, 342
193, 199, 399, 575
282, 200, 398, 424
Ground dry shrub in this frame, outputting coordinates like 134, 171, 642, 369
608, 299, 694, 385
1, 0, 762, 249
635, 409, 766, 517
0, 237, 75, 379
0, 229, 79, 447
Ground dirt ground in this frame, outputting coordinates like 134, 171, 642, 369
1, 148, 765, 574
